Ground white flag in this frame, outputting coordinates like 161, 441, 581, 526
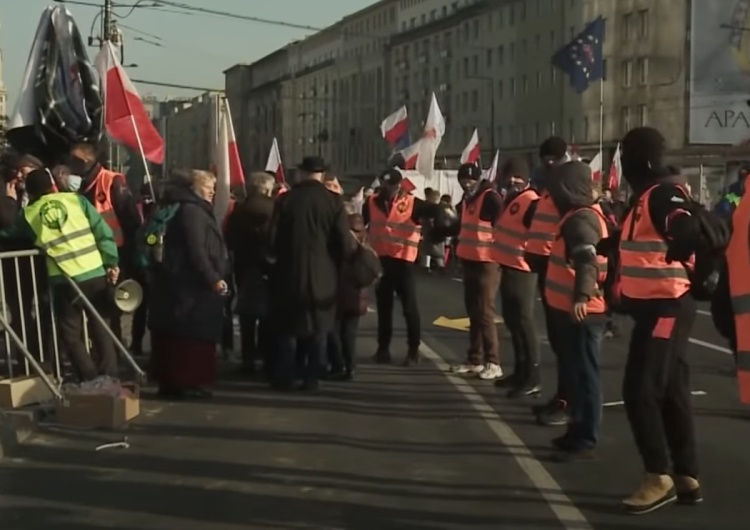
416, 93, 445, 178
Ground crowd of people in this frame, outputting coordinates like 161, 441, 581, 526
0, 124, 745, 517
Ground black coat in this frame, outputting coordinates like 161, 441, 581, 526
148, 185, 230, 342
269, 179, 355, 336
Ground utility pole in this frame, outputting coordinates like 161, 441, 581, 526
103, 0, 113, 43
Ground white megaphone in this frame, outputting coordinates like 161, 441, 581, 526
113, 279, 143, 313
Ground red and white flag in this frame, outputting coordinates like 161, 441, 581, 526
589, 151, 603, 181
380, 105, 409, 147
265, 137, 285, 183
399, 140, 422, 170
416, 93, 445, 177
460, 128, 481, 165
483, 150, 500, 182
213, 98, 245, 221
605, 143, 622, 190
95, 42, 163, 164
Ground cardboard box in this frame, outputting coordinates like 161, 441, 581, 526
0, 375, 57, 409
56, 384, 140, 429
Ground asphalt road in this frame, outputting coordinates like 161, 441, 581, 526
0, 271, 747, 530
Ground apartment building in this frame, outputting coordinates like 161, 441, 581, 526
163, 92, 221, 171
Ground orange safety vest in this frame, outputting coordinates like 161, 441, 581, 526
83, 168, 124, 247
493, 188, 539, 271
545, 205, 609, 314
456, 188, 497, 262
618, 184, 691, 300
525, 192, 560, 257
725, 174, 750, 403
367, 193, 421, 262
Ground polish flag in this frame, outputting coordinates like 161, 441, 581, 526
605, 143, 622, 190
416, 93, 446, 178
380, 106, 409, 148
399, 140, 422, 170
213, 98, 244, 221
460, 128, 481, 165
483, 150, 500, 182
589, 151, 603, 181
265, 137, 285, 183
95, 42, 164, 163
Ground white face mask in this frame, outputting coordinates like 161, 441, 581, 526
66, 175, 83, 192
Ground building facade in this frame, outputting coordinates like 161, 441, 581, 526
163, 92, 221, 171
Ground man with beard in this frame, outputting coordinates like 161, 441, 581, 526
524, 137, 571, 426
493, 157, 542, 397
446, 163, 504, 381
66, 143, 142, 341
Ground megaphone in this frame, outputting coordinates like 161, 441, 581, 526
113, 279, 143, 313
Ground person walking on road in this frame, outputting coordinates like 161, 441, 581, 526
544, 161, 609, 461
444, 163, 504, 380
525, 137, 570, 426
493, 157, 542, 397
268, 156, 355, 390
4, 169, 120, 382
364, 168, 432, 366
611, 127, 726, 514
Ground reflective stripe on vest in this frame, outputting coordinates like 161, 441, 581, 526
24, 193, 104, 279
525, 192, 560, 257
618, 184, 691, 300
544, 206, 609, 314
726, 174, 750, 404
367, 193, 421, 262
456, 188, 496, 262
493, 188, 539, 271
83, 168, 124, 247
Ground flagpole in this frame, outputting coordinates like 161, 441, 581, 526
129, 114, 156, 200
598, 78, 604, 160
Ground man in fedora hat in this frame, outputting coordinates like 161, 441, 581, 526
267, 155, 357, 391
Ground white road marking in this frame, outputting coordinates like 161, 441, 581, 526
697, 309, 711, 317
603, 390, 707, 408
689, 337, 731, 354
451, 277, 463, 282
420, 342, 593, 530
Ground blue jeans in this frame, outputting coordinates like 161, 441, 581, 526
554, 311, 605, 449
276, 333, 327, 387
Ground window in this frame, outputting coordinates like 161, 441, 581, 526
510, 3, 515, 25
522, 39, 528, 54
462, 92, 468, 112
510, 77, 516, 96
637, 57, 649, 85
498, 45, 505, 65
638, 104, 648, 126
463, 57, 470, 76
471, 90, 478, 111
550, 65, 557, 85
535, 34, 541, 50
522, 75, 528, 94
621, 106, 631, 132
621, 60, 633, 87
623, 13, 632, 40
421, 14, 426, 24
472, 54, 479, 74
473, 19, 480, 39
410, 17, 416, 28
510, 42, 516, 61
486, 49, 493, 67
430, 9, 436, 20
498, 80, 504, 99
520, 1, 527, 21
638, 10, 649, 37
536, 71, 542, 89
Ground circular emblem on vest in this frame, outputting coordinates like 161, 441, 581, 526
509, 203, 520, 215
97, 192, 107, 203
146, 234, 157, 245
39, 200, 69, 230
467, 204, 476, 214
396, 200, 408, 213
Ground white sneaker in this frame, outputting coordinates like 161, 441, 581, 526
450, 363, 484, 375
478, 363, 503, 380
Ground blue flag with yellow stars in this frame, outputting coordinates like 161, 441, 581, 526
551, 16, 606, 94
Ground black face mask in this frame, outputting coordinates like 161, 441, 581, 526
67, 156, 93, 177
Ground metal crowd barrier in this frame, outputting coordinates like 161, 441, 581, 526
0, 249, 145, 407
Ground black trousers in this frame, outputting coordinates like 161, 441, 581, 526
131, 281, 150, 351
55, 276, 118, 382
240, 314, 272, 369
623, 296, 699, 478
328, 315, 361, 372
501, 267, 540, 385
538, 274, 566, 401
375, 258, 421, 351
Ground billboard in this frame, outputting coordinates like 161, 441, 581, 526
690, 1, 750, 144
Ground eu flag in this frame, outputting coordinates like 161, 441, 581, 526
551, 16, 605, 94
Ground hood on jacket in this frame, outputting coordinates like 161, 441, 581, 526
547, 161, 594, 215
620, 127, 674, 191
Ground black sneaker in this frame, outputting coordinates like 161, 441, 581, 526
403, 348, 421, 366
551, 447, 597, 462
373, 349, 392, 364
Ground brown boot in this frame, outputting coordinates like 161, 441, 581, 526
674, 475, 702, 505
622, 473, 677, 515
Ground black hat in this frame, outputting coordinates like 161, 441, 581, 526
297, 155, 327, 172
500, 157, 530, 181
380, 168, 403, 185
25, 169, 54, 197
539, 136, 568, 160
457, 163, 482, 180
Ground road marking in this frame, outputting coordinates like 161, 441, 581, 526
451, 277, 463, 282
689, 337, 731, 354
420, 342, 593, 530
603, 390, 707, 408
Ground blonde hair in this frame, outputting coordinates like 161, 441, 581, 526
187, 169, 216, 193
246, 172, 275, 197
